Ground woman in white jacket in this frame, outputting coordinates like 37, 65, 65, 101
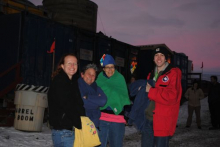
185, 81, 204, 129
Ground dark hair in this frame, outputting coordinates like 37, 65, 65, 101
81, 63, 98, 74
210, 75, 218, 81
51, 53, 77, 79
192, 80, 200, 90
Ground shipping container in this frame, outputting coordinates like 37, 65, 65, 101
111, 39, 129, 80
172, 52, 188, 92
1, 12, 190, 100
128, 46, 139, 81
136, 49, 154, 79
76, 28, 96, 71
1, 12, 136, 91
0, 13, 21, 92
0, 13, 78, 88
21, 13, 78, 87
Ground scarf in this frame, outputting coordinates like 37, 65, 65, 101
96, 70, 130, 115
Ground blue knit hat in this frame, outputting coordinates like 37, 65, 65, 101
100, 54, 115, 67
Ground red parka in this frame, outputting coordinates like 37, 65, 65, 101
147, 64, 182, 136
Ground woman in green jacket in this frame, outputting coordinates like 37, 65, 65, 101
96, 54, 130, 147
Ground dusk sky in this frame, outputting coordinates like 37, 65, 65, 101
31, 0, 220, 75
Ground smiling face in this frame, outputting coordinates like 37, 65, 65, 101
154, 53, 166, 72
61, 55, 78, 79
81, 68, 96, 85
103, 64, 115, 78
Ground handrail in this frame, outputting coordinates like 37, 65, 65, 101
0, 61, 21, 77
0, 61, 22, 98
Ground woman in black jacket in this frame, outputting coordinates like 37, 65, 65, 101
48, 53, 85, 147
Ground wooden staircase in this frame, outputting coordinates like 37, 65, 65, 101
0, 61, 22, 127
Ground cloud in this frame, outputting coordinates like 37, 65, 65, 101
117, 13, 185, 29
141, 14, 184, 27
209, 19, 220, 28
176, 0, 219, 11
177, 2, 207, 11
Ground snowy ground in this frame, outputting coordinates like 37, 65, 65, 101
0, 97, 220, 147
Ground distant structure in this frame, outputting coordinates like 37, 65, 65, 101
188, 60, 192, 72
43, 0, 98, 32
0, 0, 47, 17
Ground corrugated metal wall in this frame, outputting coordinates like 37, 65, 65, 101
0, 14, 21, 91
111, 39, 128, 78
1, 13, 137, 88
172, 52, 188, 92
136, 49, 154, 79
21, 13, 77, 86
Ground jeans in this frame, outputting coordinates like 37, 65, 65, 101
99, 120, 125, 147
141, 118, 170, 147
154, 136, 170, 147
141, 118, 154, 147
51, 129, 74, 147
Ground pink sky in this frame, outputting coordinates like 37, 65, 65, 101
31, 0, 220, 75
93, 0, 220, 75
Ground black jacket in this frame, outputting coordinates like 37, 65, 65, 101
48, 70, 85, 129
208, 82, 220, 104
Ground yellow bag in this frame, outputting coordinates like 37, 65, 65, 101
74, 116, 101, 147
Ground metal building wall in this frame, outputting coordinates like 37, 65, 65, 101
0, 13, 21, 92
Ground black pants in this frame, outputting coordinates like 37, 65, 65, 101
209, 103, 220, 127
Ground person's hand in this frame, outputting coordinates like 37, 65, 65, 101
146, 82, 151, 92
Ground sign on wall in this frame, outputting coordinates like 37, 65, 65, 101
115, 56, 125, 67
80, 49, 93, 61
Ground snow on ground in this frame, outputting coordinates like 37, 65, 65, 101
123, 97, 220, 147
0, 97, 220, 147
